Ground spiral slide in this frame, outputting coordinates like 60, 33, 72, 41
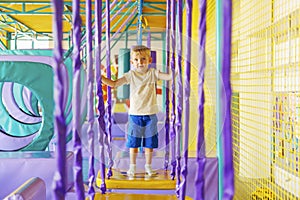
0, 49, 86, 151
0, 49, 86, 199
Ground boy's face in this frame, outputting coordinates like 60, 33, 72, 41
131, 51, 152, 73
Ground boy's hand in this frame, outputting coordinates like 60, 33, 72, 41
174, 67, 179, 77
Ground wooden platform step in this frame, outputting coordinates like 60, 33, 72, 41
67, 181, 192, 200
96, 169, 176, 190
92, 193, 192, 200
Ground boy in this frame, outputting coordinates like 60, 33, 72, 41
101, 45, 172, 176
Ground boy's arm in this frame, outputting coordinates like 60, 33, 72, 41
157, 68, 178, 81
101, 76, 127, 88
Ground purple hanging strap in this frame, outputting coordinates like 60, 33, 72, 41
86, 0, 96, 198
180, 0, 192, 199
51, 0, 67, 198
164, 0, 171, 171
95, 0, 107, 194
175, 0, 183, 197
147, 31, 151, 47
105, 0, 114, 179
170, 0, 177, 180
72, 0, 85, 198
222, 0, 234, 199
195, 0, 206, 199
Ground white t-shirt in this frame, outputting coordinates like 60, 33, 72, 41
123, 68, 159, 115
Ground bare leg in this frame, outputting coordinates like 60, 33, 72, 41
130, 148, 138, 164
127, 148, 138, 176
145, 148, 154, 176
144, 148, 153, 165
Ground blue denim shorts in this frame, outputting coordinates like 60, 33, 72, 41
126, 114, 158, 148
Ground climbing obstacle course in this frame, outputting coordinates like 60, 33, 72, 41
0, 0, 235, 199
0, 0, 299, 199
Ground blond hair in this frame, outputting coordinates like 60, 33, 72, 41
131, 45, 151, 57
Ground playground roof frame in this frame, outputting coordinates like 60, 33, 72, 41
0, 0, 167, 47
0, 0, 166, 37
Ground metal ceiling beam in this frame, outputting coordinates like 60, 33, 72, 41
3, 15, 36, 33
0, 38, 8, 49
0, 14, 52, 38
63, 5, 72, 24
0, 15, 35, 39
0, 10, 166, 16
144, 4, 166, 13
0, 1, 166, 42
144, 2, 166, 5
0, 1, 166, 15
0, 11, 163, 15
0, 1, 141, 15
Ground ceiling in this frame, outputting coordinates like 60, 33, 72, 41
0, 0, 166, 44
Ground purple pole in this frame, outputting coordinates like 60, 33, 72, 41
164, 0, 171, 171
175, 0, 183, 197
72, 0, 85, 198
170, 0, 177, 180
147, 30, 151, 48
180, 0, 192, 199
105, 0, 113, 179
95, 0, 107, 194
86, 0, 95, 198
51, 0, 67, 199
150, 51, 156, 69
222, 0, 234, 199
195, 0, 206, 199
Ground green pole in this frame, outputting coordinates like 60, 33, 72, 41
31, 35, 34, 49
125, 31, 128, 48
7, 32, 11, 50
216, 0, 223, 199
14, 33, 17, 49
68, 32, 71, 49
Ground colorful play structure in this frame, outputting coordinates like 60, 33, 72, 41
0, 0, 300, 200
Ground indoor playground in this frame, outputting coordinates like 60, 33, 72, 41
0, 0, 299, 200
